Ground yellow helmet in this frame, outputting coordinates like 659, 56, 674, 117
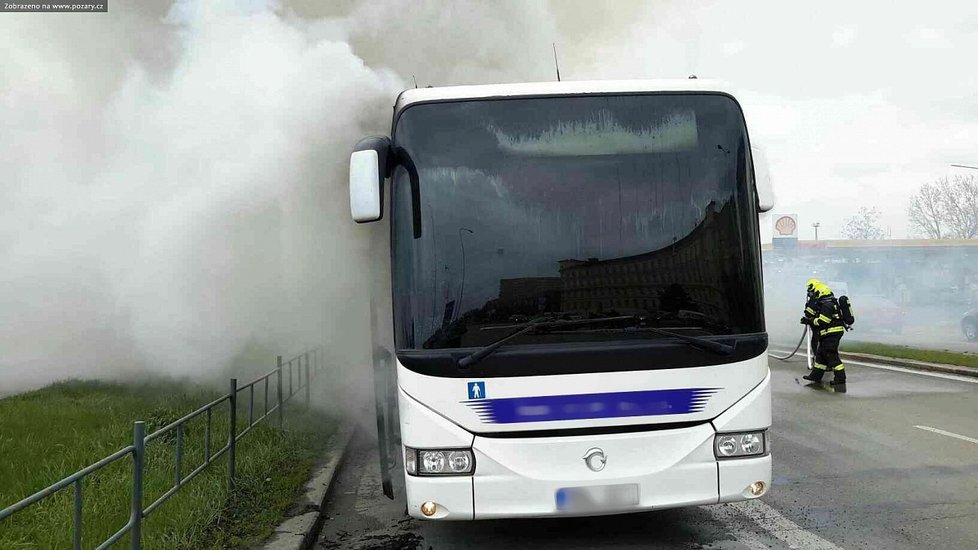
815, 284, 833, 297
806, 278, 821, 292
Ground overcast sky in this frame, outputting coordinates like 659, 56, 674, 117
545, 0, 978, 241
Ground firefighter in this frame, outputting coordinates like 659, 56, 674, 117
803, 284, 847, 384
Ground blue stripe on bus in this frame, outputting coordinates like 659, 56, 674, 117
463, 388, 720, 424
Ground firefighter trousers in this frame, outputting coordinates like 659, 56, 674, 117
814, 332, 844, 373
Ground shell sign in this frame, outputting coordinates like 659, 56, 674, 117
773, 214, 798, 238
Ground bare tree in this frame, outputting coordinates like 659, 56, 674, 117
907, 175, 978, 239
908, 182, 946, 238
842, 206, 887, 240
947, 175, 978, 238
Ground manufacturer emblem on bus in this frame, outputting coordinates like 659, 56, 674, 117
583, 447, 607, 472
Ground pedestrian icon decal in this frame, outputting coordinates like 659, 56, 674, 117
468, 382, 485, 400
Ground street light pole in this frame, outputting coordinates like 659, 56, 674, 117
456, 227, 473, 322
812, 222, 820, 242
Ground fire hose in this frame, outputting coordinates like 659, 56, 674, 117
770, 326, 810, 362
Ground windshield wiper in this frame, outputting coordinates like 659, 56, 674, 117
546, 324, 734, 356
457, 316, 635, 369
638, 326, 734, 356
457, 316, 733, 369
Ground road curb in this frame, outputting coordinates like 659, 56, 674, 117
260, 421, 357, 550
839, 351, 978, 378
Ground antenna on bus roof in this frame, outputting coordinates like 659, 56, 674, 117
552, 43, 561, 82
412, 75, 418, 88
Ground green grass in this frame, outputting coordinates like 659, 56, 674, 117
0, 379, 337, 549
842, 341, 978, 369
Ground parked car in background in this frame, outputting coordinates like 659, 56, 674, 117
855, 295, 905, 334
963, 309, 978, 342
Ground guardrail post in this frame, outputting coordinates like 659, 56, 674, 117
304, 352, 311, 409
249, 384, 255, 427
228, 378, 237, 492
276, 356, 284, 428
131, 421, 145, 550
204, 409, 212, 461
175, 423, 183, 485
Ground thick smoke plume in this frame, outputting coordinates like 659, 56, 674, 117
0, 0, 402, 395
0, 0, 645, 396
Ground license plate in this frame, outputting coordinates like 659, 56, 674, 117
555, 484, 640, 513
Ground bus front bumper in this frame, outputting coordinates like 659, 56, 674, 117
404, 423, 771, 520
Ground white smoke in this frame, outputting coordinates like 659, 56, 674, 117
0, 0, 623, 395
0, 0, 407, 394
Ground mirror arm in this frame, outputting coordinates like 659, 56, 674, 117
393, 146, 423, 239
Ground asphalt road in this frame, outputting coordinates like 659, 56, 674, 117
317, 356, 978, 549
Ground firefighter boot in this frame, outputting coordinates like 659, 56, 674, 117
803, 368, 825, 382
830, 369, 847, 386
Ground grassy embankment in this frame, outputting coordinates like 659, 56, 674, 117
0, 379, 336, 549
842, 341, 978, 369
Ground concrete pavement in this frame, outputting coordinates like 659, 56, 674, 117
316, 356, 978, 549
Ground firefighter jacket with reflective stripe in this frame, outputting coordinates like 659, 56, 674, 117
811, 294, 846, 336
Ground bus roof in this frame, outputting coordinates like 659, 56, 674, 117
393, 79, 738, 116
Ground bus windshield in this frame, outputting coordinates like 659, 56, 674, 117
391, 93, 764, 363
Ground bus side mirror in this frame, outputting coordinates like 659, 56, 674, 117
350, 136, 391, 223
751, 145, 774, 212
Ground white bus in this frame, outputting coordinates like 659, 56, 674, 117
349, 80, 775, 520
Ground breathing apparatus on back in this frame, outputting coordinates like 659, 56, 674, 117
816, 284, 856, 331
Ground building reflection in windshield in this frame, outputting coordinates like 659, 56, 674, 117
423, 201, 760, 349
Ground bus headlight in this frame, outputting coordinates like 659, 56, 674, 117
714, 431, 767, 459
447, 451, 472, 473
405, 447, 475, 476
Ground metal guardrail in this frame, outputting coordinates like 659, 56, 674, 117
0, 347, 325, 549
